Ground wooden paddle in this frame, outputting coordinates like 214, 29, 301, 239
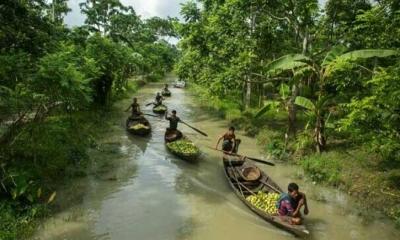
210, 148, 275, 166
180, 121, 208, 137
143, 113, 159, 117
145, 102, 155, 106
259, 179, 282, 194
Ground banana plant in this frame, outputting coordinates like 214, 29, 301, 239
294, 96, 332, 153
256, 46, 398, 152
255, 83, 290, 118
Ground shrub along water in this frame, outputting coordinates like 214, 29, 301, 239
0, 1, 177, 239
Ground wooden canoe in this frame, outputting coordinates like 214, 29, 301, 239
126, 116, 151, 136
153, 104, 167, 114
162, 89, 171, 97
165, 129, 200, 161
222, 154, 310, 237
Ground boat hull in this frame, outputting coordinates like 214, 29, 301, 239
126, 117, 151, 136
222, 156, 310, 237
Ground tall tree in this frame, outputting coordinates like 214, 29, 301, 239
80, 0, 126, 35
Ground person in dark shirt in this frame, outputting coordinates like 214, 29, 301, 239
165, 110, 182, 140
125, 97, 142, 119
163, 84, 169, 91
277, 182, 309, 225
165, 110, 181, 130
216, 127, 237, 153
155, 92, 164, 106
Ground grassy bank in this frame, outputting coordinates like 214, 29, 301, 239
0, 79, 142, 240
189, 84, 400, 227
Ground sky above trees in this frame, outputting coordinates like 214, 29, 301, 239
65, 0, 186, 26
65, 0, 326, 27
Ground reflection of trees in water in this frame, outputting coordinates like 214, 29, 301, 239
50, 140, 140, 218
126, 131, 150, 153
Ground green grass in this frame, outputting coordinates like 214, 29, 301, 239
0, 201, 47, 240
300, 152, 344, 186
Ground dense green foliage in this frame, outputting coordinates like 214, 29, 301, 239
176, 0, 399, 163
0, 0, 177, 238
176, 0, 400, 223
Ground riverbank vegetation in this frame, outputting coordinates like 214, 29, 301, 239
176, 0, 400, 225
0, 0, 177, 238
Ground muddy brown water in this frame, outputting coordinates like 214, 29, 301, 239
32, 76, 400, 240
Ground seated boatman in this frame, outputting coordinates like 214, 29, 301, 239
125, 97, 142, 119
277, 182, 309, 225
163, 84, 169, 92
155, 92, 164, 106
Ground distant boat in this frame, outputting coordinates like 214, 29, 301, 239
174, 80, 186, 88
162, 89, 171, 97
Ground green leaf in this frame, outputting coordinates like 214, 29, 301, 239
255, 104, 271, 118
279, 84, 290, 100
47, 191, 57, 204
27, 194, 34, 203
265, 54, 309, 74
337, 49, 398, 62
11, 190, 17, 200
295, 96, 315, 111
321, 45, 347, 67
325, 49, 398, 76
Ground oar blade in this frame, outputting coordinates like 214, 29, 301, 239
143, 113, 159, 117
208, 147, 275, 166
182, 121, 208, 137
248, 157, 275, 166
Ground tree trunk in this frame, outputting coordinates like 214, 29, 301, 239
245, 76, 251, 109
287, 29, 309, 135
314, 116, 326, 153
288, 84, 298, 135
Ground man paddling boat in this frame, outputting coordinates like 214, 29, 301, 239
125, 97, 142, 119
216, 127, 239, 153
277, 182, 309, 225
163, 84, 169, 92
155, 92, 164, 106
165, 110, 182, 140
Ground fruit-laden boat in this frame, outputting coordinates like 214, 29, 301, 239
126, 116, 151, 136
161, 89, 171, 97
165, 129, 200, 161
153, 104, 167, 114
222, 154, 310, 237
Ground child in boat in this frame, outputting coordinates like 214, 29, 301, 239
125, 97, 142, 119
215, 127, 237, 153
277, 182, 309, 225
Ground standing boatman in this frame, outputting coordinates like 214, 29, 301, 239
165, 110, 183, 140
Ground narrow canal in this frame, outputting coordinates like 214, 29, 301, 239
32, 76, 400, 240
